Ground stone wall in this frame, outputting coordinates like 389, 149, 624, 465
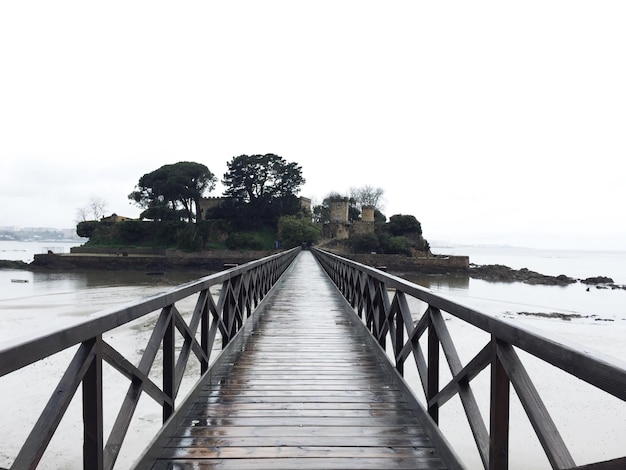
350, 220, 375, 236
341, 253, 469, 274
323, 222, 350, 240
33, 251, 276, 271
71, 246, 168, 256
41, 249, 469, 274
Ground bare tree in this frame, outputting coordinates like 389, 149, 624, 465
89, 197, 108, 220
349, 185, 385, 210
75, 206, 89, 223
76, 196, 108, 222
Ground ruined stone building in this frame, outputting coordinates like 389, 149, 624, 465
323, 197, 375, 240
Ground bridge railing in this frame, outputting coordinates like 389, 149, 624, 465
312, 248, 626, 470
0, 247, 299, 470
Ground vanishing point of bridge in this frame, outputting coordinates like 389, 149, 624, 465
1, 248, 625, 469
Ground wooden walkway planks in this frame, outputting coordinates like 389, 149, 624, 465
138, 251, 450, 470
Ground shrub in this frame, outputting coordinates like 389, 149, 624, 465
175, 224, 203, 251
388, 214, 422, 236
76, 221, 99, 238
278, 215, 321, 248
117, 220, 148, 243
349, 233, 380, 253
383, 236, 413, 256
225, 232, 265, 250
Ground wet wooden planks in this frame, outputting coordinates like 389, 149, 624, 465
143, 251, 448, 469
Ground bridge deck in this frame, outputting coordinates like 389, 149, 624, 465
138, 251, 450, 469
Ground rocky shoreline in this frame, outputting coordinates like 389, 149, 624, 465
469, 263, 626, 290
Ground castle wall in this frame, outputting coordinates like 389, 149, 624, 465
199, 197, 228, 213
299, 197, 312, 212
343, 254, 470, 273
351, 221, 374, 236
324, 222, 350, 240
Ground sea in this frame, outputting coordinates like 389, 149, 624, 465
0, 240, 624, 469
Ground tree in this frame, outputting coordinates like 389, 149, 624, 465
312, 203, 327, 224
222, 154, 305, 203
89, 197, 108, 220
221, 154, 305, 227
278, 215, 321, 248
128, 162, 216, 223
349, 233, 380, 253
350, 185, 385, 210
386, 214, 430, 253
374, 209, 387, 224
388, 214, 422, 236
76, 196, 108, 222
384, 236, 413, 256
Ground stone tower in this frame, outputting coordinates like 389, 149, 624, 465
326, 197, 350, 239
350, 204, 376, 236
361, 205, 375, 223
329, 198, 349, 223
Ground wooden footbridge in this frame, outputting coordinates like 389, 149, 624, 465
1, 248, 625, 469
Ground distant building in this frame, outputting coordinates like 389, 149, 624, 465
324, 197, 350, 240
323, 198, 375, 240
351, 205, 375, 236
299, 197, 312, 213
198, 197, 230, 218
101, 213, 134, 223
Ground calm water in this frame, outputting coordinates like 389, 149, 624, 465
0, 240, 82, 263
1, 241, 624, 344
435, 244, 626, 284
1, 241, 624, 468
425, 245, 626, 322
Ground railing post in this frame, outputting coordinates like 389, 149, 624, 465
83, 336, 103, 470
490, 337, 510, 470
395, 309, 404, 376
163, 311, 175, 423
427, 313, 439, 424
235, 274, 244, 329
226, 302, 235, 345
201, 295, 210, 375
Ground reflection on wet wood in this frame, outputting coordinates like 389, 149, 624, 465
141, 252, 449, 469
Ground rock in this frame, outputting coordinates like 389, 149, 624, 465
470, 264, 576, 285
517, 311, 589, 321
581, 276, 614, 285
0, 260, 30, 269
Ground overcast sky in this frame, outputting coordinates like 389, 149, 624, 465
1, 1, 624, 250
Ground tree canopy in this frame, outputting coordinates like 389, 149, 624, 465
278, 215, 321, 248
216, 154, 306, 227
128, 161, 216, 223
222, 154, 305, 202
388, 214, 422, 236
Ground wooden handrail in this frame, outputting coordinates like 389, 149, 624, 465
0, 247, 299, 470
312, 247, 626, 470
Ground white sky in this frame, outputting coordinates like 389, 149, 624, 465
1, 1, 624, 250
